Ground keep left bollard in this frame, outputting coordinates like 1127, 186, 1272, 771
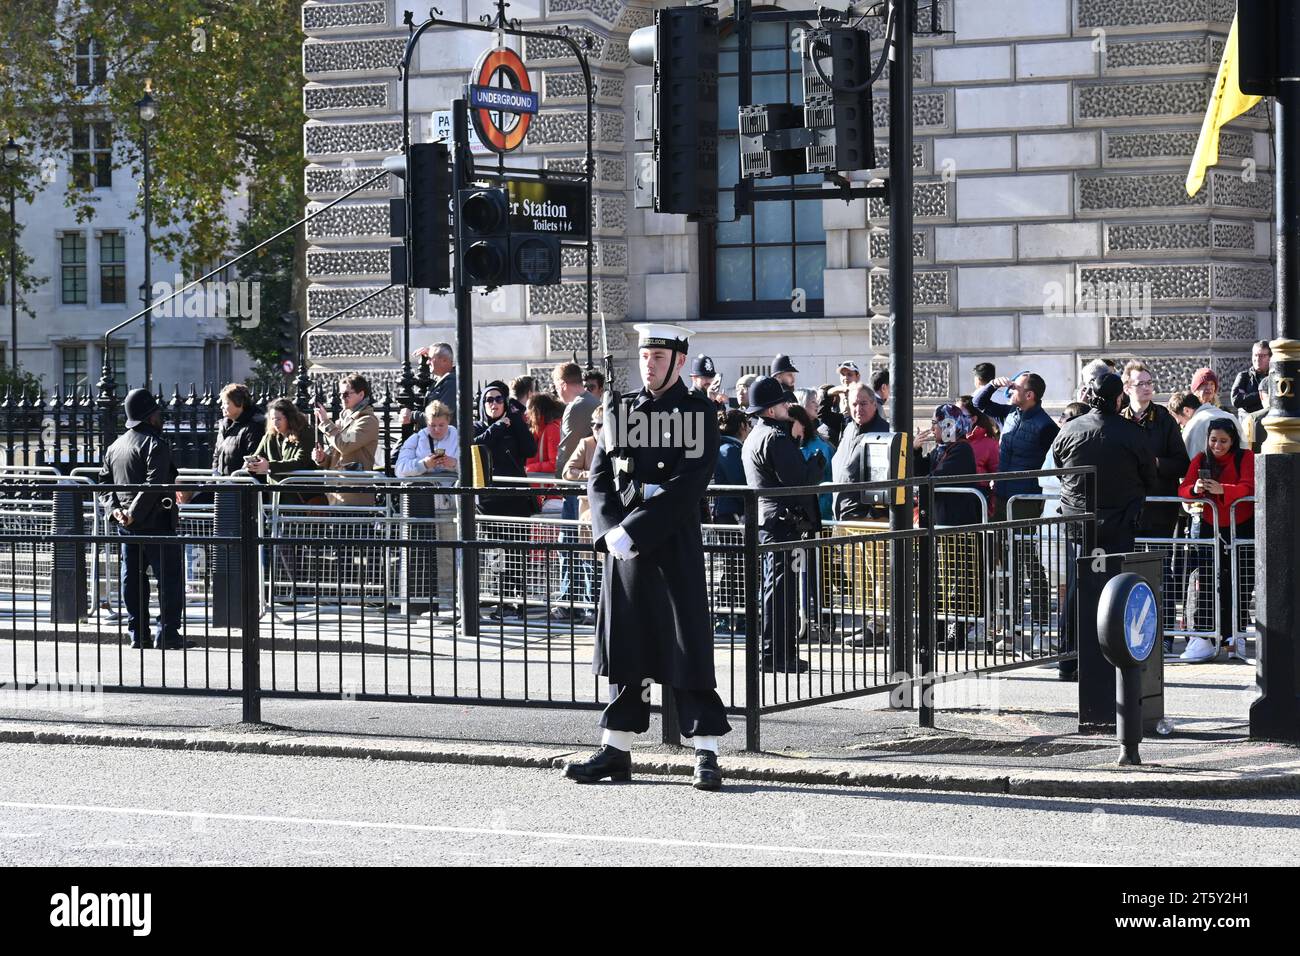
1097, 572, 1161, 766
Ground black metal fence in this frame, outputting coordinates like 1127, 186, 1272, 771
0, 355, 449, 474
0, 468, 1098, 750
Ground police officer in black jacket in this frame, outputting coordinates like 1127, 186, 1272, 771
1051, 373, 1158, 679
1052, 372, 1159, 554
98, 389, 190, 650
741, 376, 826, 673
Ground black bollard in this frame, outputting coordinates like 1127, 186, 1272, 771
211, 486, 243, 629
50, 482, 89, 623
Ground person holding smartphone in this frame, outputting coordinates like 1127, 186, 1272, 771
1177, 418, 1254, 662
395, 400, 459, 477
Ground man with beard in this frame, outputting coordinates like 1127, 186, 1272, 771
562, 324, 727, 791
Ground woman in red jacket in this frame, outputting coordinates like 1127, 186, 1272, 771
960, 396, 1000, 511
525, 392, 566, 512
1177, 417, 1254, 662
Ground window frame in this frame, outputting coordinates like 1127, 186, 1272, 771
74, 39, 107, 89
70, 121, 113, 189
61, 343, 90, 395
60, 232, 88, 305
98, 230, 126, 305
699, 16, 827, 320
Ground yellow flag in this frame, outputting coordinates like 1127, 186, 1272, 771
1186, 14, 1263, 197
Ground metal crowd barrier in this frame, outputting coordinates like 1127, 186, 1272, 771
1134, 496, 1221, 641
1230, 497, 1257, 642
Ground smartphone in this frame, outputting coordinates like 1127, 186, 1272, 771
1198, 467, 1212, 480
433, 448, 445, 458
243, 455, 259, 464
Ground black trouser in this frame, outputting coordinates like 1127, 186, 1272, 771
760, 534, 799, 662
118, 527, 184, 646
600, 681, 732, 738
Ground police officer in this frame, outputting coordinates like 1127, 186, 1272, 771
690, 353, 727, 407
97, 388, 190, 650
741, 375, 826, 673
1051, 372, 1158, 680
563, 324, 728, 791
771, 354, 799, 391
1053, 372, 1159, 554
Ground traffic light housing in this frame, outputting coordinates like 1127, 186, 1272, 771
631, 6, 719, 219
406, 142, 452, 291
1238, 0, 1300, 96
802, 28, 874, 174
457, 187, 561, 288
276, 310, 299, 363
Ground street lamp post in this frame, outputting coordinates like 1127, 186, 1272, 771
136, 91, 156, 389
2, 137, 21, 371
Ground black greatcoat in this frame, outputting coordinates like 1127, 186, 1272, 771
588, 377, 720, 689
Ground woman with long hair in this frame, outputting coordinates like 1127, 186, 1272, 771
1178, 417, 1254, 662
246, 398, 320, 504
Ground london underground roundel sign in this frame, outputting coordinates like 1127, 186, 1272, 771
469, 47, 537, 154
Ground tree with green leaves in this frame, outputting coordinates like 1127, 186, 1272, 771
0, 0, 306, 374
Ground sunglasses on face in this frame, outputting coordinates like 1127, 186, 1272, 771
484, 395, 505, 405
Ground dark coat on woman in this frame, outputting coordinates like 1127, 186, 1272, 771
588, 376, 720, 688
211, 407, 265, 477
472, 380, 538, 517
915, 441, 982, 527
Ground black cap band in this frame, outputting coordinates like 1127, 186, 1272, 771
641, 336, 688, 352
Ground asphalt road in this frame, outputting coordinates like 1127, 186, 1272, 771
1, 742, 1297, 866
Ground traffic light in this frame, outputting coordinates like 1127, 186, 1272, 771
630, 6, 719, 219
406, 141, 452, 291
1238, 0, 1299, 96
457, 187, 561, 288
802, 28, 874, 174
276, 310, 298, 363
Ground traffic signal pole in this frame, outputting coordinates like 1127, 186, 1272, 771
1251, 4, 1300, 742
451, 98, 481, 641
888, 0, 917, 712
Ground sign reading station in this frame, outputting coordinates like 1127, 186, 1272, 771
505, 180, 589, 238
470, 47, 535, 154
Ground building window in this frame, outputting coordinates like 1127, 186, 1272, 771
62, 345, 89, 395
99, 231, 126, 304
703, 19, 826, 317
70, 122, 112, 189
102, 342, 127, 385
60, 233, 87, 304
204, 340, 234, 389
74, 39, 107, 88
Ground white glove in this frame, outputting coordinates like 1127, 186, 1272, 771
605, 525, 636, 560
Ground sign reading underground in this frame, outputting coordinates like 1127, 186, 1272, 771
469, 47, 538, 154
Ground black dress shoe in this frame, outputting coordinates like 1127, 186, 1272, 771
761, 656, 811, 673
562, 745, 632, 783
692, 750, 722, 791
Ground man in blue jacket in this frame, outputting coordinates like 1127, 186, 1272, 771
973, 371, 1060, 652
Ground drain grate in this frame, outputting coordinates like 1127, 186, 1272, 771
858, 735, 1108, 758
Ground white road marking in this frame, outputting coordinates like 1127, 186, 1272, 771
0, 799, 1099, 867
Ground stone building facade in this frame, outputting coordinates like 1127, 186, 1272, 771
301, 0, 1271, 412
